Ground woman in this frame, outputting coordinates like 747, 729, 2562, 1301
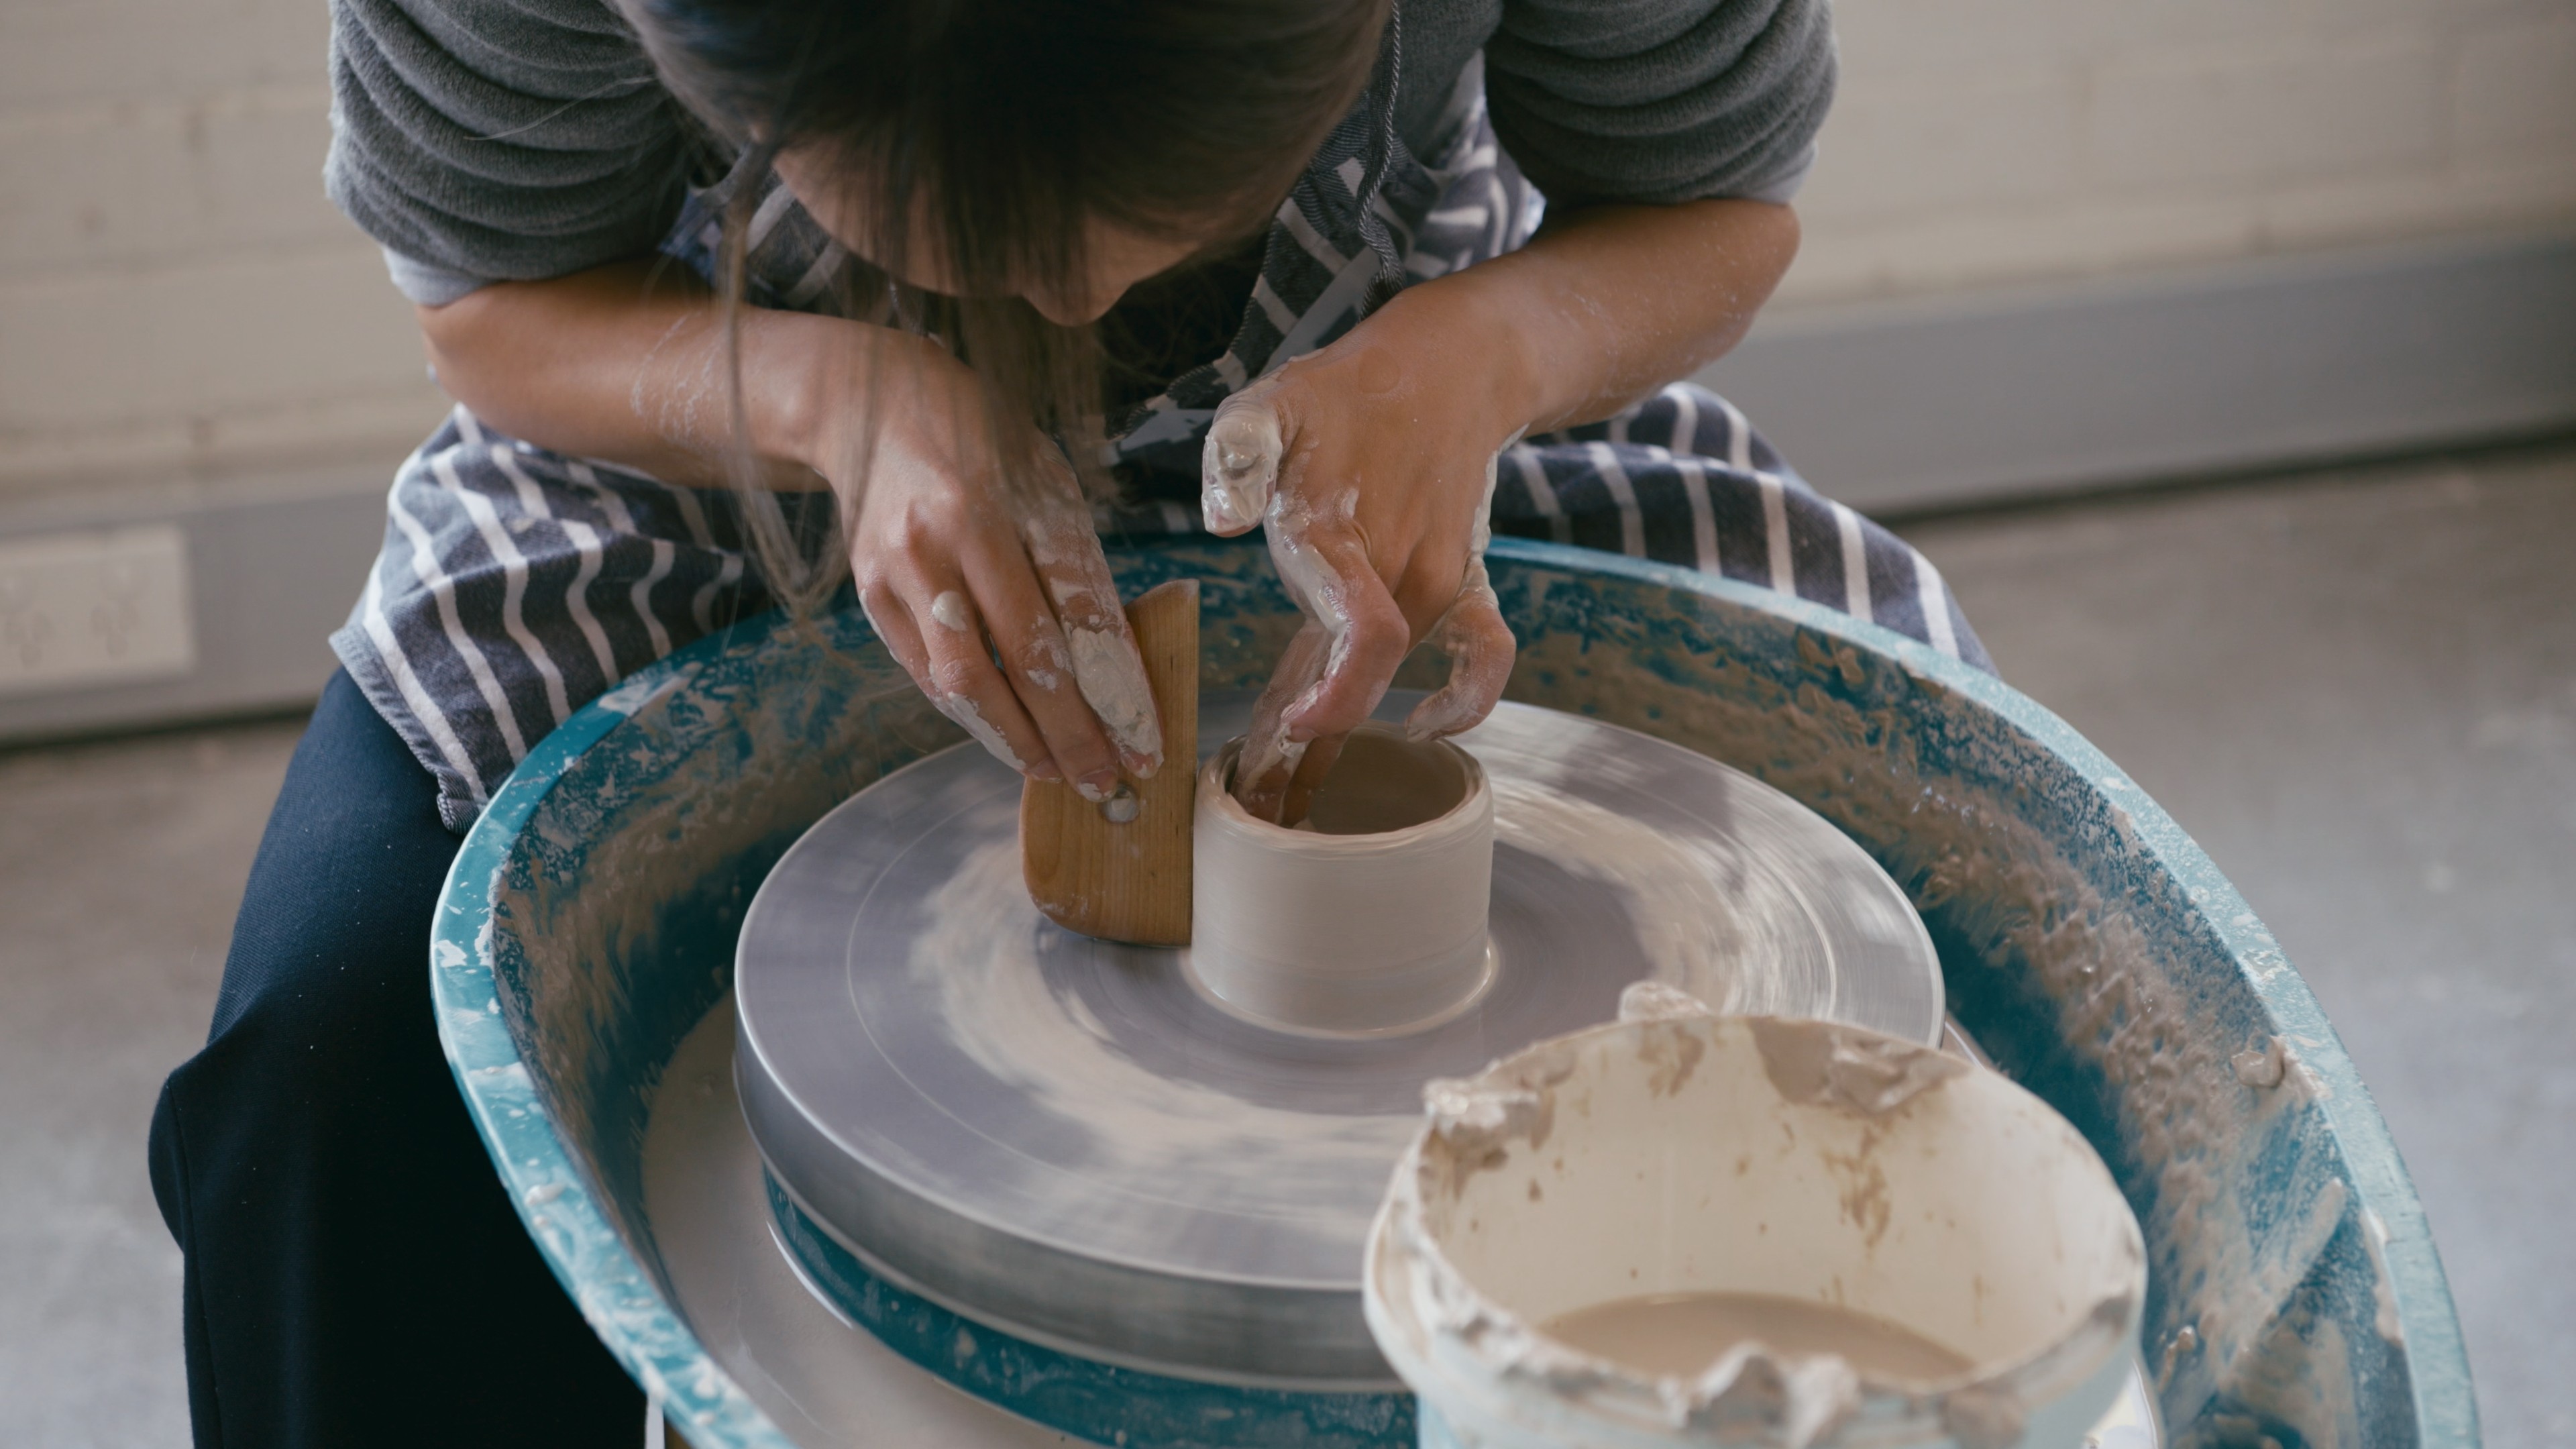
150, 0, 1991, 1443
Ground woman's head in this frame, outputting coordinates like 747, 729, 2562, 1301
767, 147, 1221, 329
631, 0, 1386, 296
624, 0, 1390, 608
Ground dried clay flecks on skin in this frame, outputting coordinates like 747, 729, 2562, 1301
1272, 490, 1361, 661
1404, 447, 1511, 743
635, 311, 719, 446
935, 694, 1023, 773
1230, 486, 1363, 810
1066, 627, 1161, 772
1201, 400, 1282, 534
1022, 620, 1069, 692
1014, 497, 1163, 769
929, 590, 973, 633
1205, 395, 1517, 816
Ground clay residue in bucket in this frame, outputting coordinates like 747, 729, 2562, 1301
1748, 1016, 1968, 1116
1542, 1291, 1975, 1383
1421, 1053, 1576, 1175
1501, 621, 2372, 1442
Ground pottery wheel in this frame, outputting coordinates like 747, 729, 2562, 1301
735, 692, 1943, 1389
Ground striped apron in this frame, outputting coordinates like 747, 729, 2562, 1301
332, 53, 1990, 831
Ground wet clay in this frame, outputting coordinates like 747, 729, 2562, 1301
1190, 722, 1495, 1035
1541, 1291, 1976, 1384
1298, 729, 1471, 835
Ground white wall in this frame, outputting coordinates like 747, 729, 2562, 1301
0, 0, 447, 503
1783, 0, 2576, 305
1, 0, 2572, 500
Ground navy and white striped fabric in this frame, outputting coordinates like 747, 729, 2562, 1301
333, 63, 1988, 830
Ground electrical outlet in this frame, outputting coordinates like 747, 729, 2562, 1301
0, 524, 196, 698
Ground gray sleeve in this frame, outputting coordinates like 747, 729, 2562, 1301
1485, 0, 1835, 207
324, 0, 696, 303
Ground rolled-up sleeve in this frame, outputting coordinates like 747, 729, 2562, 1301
324, 0, 694, 303
1485, 0, 1835, 207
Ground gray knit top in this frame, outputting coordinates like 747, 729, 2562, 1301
325, 0, 1836, 305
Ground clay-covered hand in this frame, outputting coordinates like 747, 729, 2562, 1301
832, 333, 1162, 802
1200, 281, 1522, 823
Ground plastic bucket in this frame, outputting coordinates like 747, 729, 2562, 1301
1364, 986, 2146, 1449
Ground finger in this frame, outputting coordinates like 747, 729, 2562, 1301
1404, 564, 1514, 742
903, 581, 1065, 782
1232, 621, 1332, 822
1201, 382, 1289, 536
1276, 732, 1346, 830
1268, 515, 1411, 744
863, 584, 1053, 777
1018, 490, 1165, 775
957, 537, 1126, 802
859, 582, 930, 683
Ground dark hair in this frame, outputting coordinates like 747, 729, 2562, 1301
625, 0, 1390, 614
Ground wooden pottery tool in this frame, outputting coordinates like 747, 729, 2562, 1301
1020, 578, 1198, 945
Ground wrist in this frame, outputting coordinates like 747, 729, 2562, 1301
735, 308, 855, 480
1385, 265, 1552, 445
757, 317, 977, 504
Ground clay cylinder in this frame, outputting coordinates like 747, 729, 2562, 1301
1191, 724, 1495, 1036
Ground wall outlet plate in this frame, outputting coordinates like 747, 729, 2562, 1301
0, 524, 196, 698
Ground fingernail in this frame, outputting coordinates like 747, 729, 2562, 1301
1122, 748, 1161, 780
1077, 771, 1120, 803
1028, 757, 1063, 782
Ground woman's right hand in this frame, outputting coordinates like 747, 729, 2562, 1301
808, 327, 1163, 802
415, 263, 1161, 794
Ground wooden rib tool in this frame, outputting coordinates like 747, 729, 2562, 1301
1020, 578, 1197, 946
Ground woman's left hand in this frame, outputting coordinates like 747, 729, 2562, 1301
1198, 275, 1529, 822
1199, 199, 1799, 823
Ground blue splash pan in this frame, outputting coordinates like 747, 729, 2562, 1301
431, 536, 2475, 1448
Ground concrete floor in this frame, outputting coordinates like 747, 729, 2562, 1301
1, 441, 2568, 1446
1896, 442, 2576, 1448
0, 718, 300, 1449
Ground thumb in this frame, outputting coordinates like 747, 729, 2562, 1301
1201, 381, 1289, 536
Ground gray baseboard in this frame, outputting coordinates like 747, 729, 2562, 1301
0, 471, 387, 744
1695, 228, 2576, 515
6, 228, 2571, 744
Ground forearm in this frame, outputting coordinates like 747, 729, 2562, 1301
415, 259, 844, 489
1428, 198, 1800, 437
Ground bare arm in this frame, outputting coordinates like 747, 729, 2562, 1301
1447, 198, 1799, 435
413, 259, 1165, 799
415, 259, 833, 490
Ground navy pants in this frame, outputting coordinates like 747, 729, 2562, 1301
148, 670, 639, 1448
